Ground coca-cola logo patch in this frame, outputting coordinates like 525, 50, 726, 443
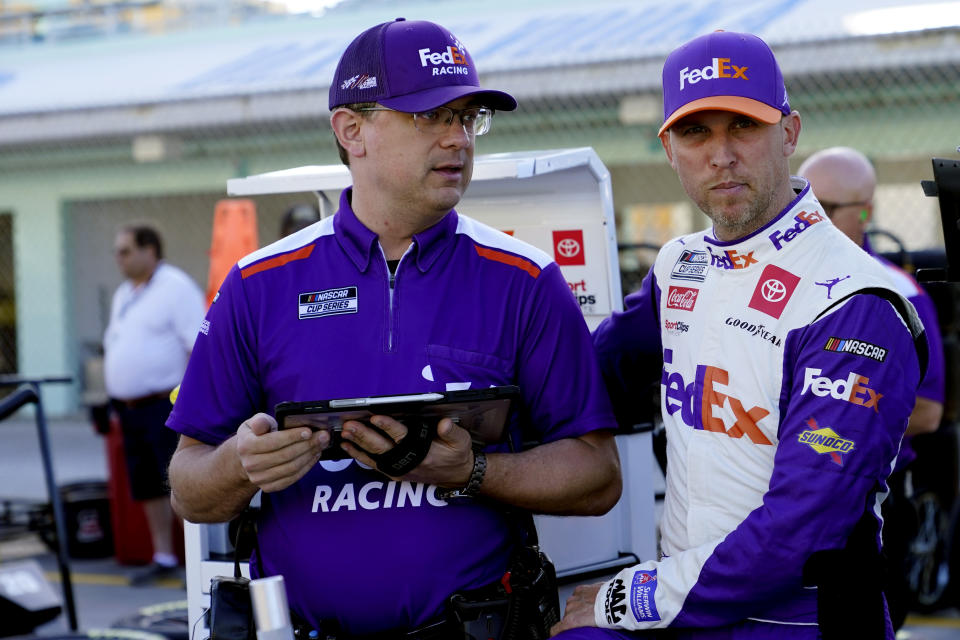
666, 286, 699, 312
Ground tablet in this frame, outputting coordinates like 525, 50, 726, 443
275, 386, 520, 461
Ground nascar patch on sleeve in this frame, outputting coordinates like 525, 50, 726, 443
630, 569, 661, 622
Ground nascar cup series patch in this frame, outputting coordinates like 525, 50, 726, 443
299, 287, 358, 319
671, 249, 708, 282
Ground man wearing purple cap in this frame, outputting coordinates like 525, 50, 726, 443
552, 31, 928, 639
165, 18, 621, 638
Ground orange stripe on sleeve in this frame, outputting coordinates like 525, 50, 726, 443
474, 245, 540, 278
240, 244, 315, 279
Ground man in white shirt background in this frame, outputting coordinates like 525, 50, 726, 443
104, 223, 205, 585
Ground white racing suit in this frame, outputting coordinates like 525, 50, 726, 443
584, 179, 926, 639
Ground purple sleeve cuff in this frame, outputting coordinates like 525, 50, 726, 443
593, 269, 663, 428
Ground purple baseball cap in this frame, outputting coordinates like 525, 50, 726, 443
659, 30, 790, 135
329, 18, 517, 112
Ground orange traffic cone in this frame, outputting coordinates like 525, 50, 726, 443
207, 199, 259, 308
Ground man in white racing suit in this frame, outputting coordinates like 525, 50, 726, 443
551, 31, 927, 640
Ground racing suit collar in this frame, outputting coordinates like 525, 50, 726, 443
333, 187, 459, 274
701, 178, 828, 270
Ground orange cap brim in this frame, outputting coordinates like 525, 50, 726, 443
658, 96, 783, 136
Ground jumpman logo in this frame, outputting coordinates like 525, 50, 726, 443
815, 275, 851, 299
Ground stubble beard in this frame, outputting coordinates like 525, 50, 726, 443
701, 185, 778, 241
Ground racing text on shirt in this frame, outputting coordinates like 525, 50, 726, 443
312, 480, 447, 512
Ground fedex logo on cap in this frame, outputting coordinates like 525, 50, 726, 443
419, 46, 469, 68
679, 58, 748, 90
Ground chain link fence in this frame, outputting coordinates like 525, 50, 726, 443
0, 16, 958, 393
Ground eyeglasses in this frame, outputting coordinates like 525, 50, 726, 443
355, 106, 494, 136
818, 199, 870, 218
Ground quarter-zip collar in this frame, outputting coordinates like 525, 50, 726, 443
700, 177, 830, 271
333, 187, 458, 275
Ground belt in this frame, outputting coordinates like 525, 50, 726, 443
112, 390, 173, 410
294, 616, 459, 640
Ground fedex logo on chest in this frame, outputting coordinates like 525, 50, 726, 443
662, 349, 772, 445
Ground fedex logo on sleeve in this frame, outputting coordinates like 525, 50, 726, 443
801, 368, 883, 412
680, 58, 748, 90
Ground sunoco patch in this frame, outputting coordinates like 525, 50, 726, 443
299, 287, 358, 319
799, 418, 855, 466
630, 569, 661, 622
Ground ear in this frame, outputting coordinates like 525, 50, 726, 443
781, 111, 801, 157
659, 131, 677, 170
861, 202, 874, 226
331, 108, 366, 160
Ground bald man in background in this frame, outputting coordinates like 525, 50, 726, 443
799, 147, 944, 436
799, 147, 946, 628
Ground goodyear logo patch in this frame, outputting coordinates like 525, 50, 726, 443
799, 418, 855, 466
299, 287, 358, 319
630, 569, 661, 622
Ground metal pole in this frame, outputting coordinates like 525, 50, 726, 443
250, 575, 294, 640
29, 381, 78, 630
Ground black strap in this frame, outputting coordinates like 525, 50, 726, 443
813, 286, 928, 384
372, 419, 437, 476
291, 613, 459, 639
233, 507, 264, 578
803, 497, 886, 638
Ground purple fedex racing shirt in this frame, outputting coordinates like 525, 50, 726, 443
167, 189, 616, 634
